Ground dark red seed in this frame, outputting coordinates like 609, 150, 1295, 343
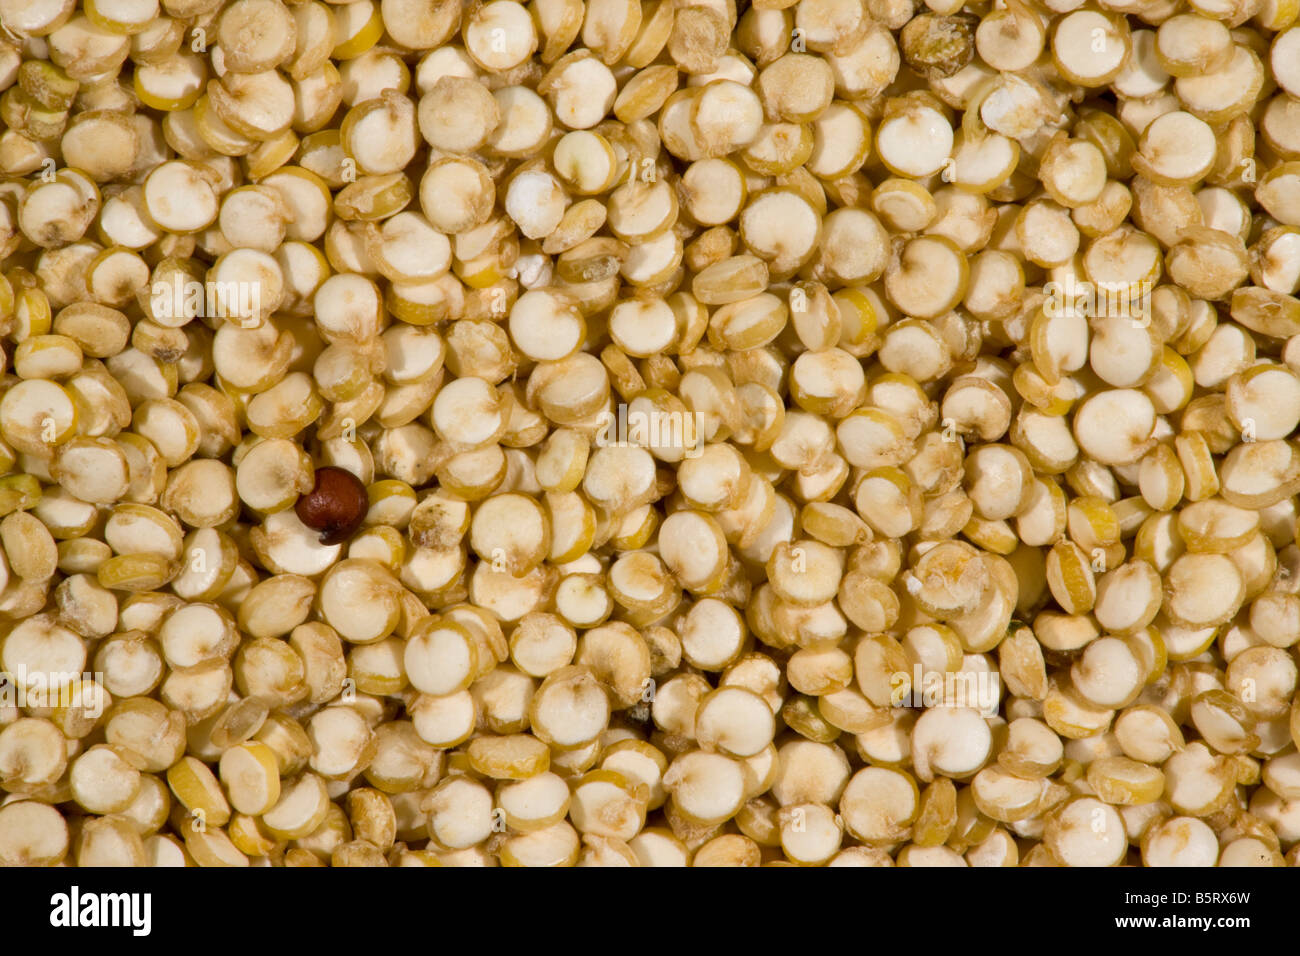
295, 466, 369, 545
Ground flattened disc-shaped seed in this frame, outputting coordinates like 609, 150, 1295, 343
1088, 756, 1165, 805
465, 1, 537, 72
500, 821, 580, 867
569, 771, 646, 840
1115, 706, 1184, 764
418, 76, 499, 153
19, 180, 99, 248
908, 541, 989, 618
690, 79, 763, 156
1188, 690, 1257, 755
71, 745, 142, 815
1134, 110, 1215, 185
608, 298, 678, 356
529, 666, 609, 749
409, 691, 476, 749
217, 0, 297, 72
1045, 540, 1096, 615
884, 235, 967, 318
779, 803, 842, 864
767, 539, 842, 606
468, 734, 550, 779
295, 465, 368, 545
0, 378, 77, 455
404, 620, 477, 696
1093, 560, 1162, 634
679, 158, 746, 227
0, 801, 68, 866
679, 599, 746, 671
1143, 816, 1219, 867
1164, 552, 1243, 628
1045, 797, 1126, 866
0, 0, 75, 36
1226, 364, 1300, 441
818, 207, 889, 285
667, 4, 727, 75
1176, 499, 1258, 553
663, 750, 745, 826
262, 772, 330, 840
839, 767, 918, 845
875, 103, 953, 178
911, 707, 992, 782
504, 169, 567, 241
970, 766, 1043, 823
143, 161, 218, 233
739, 190, 820, 272
218, 741, 281, 815
0, 718, 68, 788
692, 255, 769, 306
1072, 389, 1156, 465
1070, 636, 1143, 709
695, 687, 776, 758
901, 13, 975, 80
1156, 14, 1230, 78
1052, 10, 1128, 86
1272, 27, 1300, 97
306, 706, 373, 779
582, 445, 656, 511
